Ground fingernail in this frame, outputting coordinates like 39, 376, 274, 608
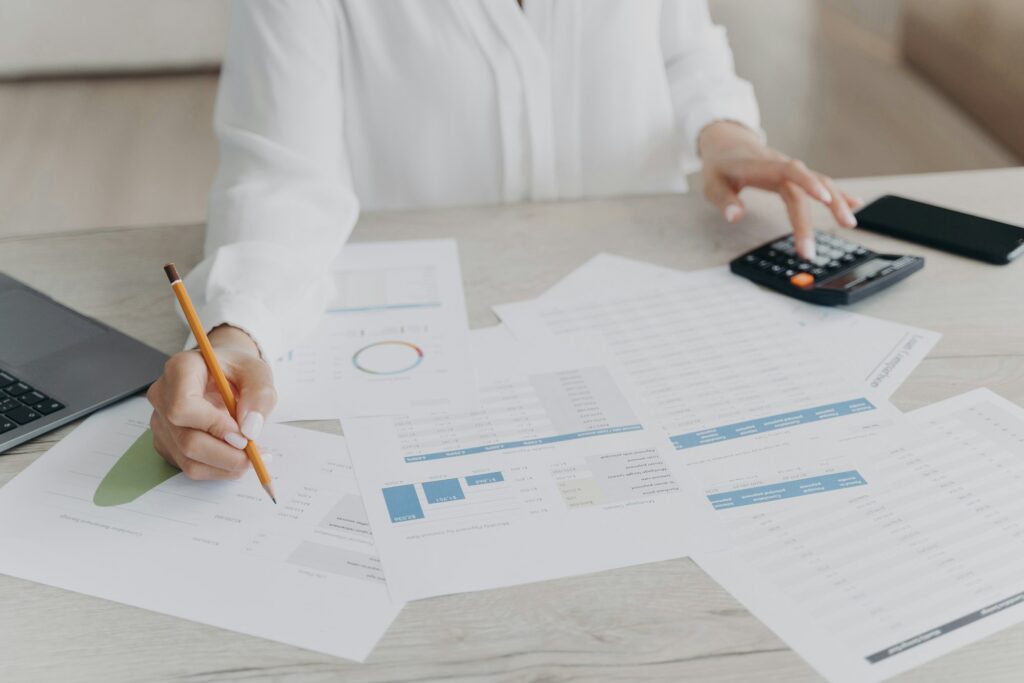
798, 237, 817, 260
817, 186, 833, 204
224, 432, 248, 449
841, 207, 858, 228
241, 411, 264, 441
724, 204, 742, 223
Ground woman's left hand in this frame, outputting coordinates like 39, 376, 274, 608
698, 121, 862, 260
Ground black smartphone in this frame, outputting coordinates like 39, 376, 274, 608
855, 195, 1024, 265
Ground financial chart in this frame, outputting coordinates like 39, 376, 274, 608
343, 330, 711, 601
272, 240, 475, 421
498, 272, 878, 453
695, 390, 1024, 683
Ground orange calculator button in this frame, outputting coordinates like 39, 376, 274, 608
790, 272, 815, 288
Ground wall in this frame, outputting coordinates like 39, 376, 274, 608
0, 0, 230, 78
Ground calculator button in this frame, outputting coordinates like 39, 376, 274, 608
811, 267, 827, 276
790, 273, 815, 288
827, 260, 841, 269
842, 253, 857, 263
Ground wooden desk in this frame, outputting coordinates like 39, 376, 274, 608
2, 167, 1022, 682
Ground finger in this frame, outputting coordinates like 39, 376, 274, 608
778, 160, 832, 205
223, 355, 277, 441
150, 352, 243, 443
161, 412, 250, 475
703, 173, 746, 223
720, 158, 831, 207
817, 174, 857, 228
150, 410, 181, 469
780, 182, 816, 259
842, 191, 864, 210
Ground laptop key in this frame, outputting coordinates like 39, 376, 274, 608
20, 390, 47, 406
5, 405, 41, 425
5, 382, 30, 397
0, 397, 18, 413
0, 418, 16, 434
34, 400, 64, 416
0, 371, 14, 388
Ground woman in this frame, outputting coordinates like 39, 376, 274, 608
147, 0, 860, 479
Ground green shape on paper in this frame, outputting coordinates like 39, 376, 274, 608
93, 429, 179, 507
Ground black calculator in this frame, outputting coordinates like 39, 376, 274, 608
730, 232, 924, 305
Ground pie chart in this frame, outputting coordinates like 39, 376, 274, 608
352, 340, 424, 375
93, 429, 179, 506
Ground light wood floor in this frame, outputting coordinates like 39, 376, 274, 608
0, 0, 1016, 239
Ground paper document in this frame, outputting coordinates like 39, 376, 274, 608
0, 398, 401, 661
496, 268, 889, 456
342, 325, 718, 601
499, 255, 939, 398
273, 239, 474, 421
695, 389, 1024, 683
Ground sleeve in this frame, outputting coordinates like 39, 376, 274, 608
181, 0, 357, 362
659, 0, 764, 174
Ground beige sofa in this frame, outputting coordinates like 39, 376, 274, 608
903, 0, 1024, 160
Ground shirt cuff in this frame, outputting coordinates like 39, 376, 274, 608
180, 293, 283, 362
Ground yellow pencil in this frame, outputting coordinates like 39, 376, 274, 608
163, 263, 276, 503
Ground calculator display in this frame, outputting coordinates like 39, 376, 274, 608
820, 257, 897, 291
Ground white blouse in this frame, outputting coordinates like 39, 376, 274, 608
186, 0, 761, 361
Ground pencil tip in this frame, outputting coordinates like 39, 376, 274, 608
262, 481, 277, 504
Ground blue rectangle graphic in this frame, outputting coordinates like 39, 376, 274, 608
422, 478, 466, 504
465, 472, 504, 486
708, 470, 867, 510
403, 424, 644, 463
382, 484, 425, 522
670, 399, 876, 450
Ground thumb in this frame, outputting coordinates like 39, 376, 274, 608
224, 355, 277, 442
703, 174, 745, 223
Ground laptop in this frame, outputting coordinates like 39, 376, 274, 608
0, 272, 167, 454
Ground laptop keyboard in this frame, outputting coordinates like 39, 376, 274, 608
0, 370, 64, 434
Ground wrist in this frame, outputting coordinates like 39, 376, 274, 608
208, 325, 261, 358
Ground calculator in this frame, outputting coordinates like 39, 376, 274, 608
729, 232, 924, 305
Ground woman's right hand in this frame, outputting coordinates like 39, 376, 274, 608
146, 325, 277, 480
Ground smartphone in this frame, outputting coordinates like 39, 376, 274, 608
856, 195, 1024, 265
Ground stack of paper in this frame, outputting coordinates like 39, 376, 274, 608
3, 241, 1024, 682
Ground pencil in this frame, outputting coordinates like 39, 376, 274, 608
162, 263, 277, 504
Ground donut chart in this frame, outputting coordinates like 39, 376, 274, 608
352, 340, 424, 375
